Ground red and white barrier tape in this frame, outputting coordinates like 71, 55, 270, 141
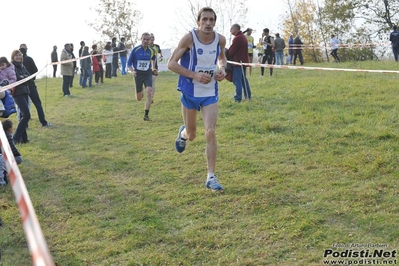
1, 48, 398, 96
267, 41, 392, 50
0, 128, 55, 266
228, 60, 399, 74
0, 52, 104, 93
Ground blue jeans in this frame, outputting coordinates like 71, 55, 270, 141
79, 69, 84, 85
62, 75, 72, 96
120, 56, 127, 75
82, 68, 93, 87
275, 51, 284, 65
233, 66, 251, 102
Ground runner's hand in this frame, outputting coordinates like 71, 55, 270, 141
194, 72, 212, 84
215, 69, 226, 81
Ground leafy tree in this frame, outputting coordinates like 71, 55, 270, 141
354, 0, 399, 38
88, 0, 142, 50
319, 0, 382, 61
282, 0, 323, 63
317, 0, 356, 62
282, 0, 377, 62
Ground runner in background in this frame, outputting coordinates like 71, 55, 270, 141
244, 28, 254, 77
149, 34, 163, 102
127, 32, 157, 121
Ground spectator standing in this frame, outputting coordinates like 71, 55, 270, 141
60, 43, 73, 96
78, 41, 85, 86
118, 37, 127, 75
51, 45, 58, 78
167, 7, 227, 191
127, 32, 157, 121
330, 34, 341, 62
91, 50, 101, 85
261, 28, 275, 77
229, 23, 251, 102
288, 35, 294, 64
274, 33, 286, 65
390, 25, 399, 62
244, 28, 254, 77
19, 44, 51, 127
69, 43, 77, 87
80, 46, 93, 88
293, 35, 304, 65
91, 45, 104, 85
256, 37, 264, 63
111, 37, 119, 77
10, 49, 31, 144
103, 43, 113, 78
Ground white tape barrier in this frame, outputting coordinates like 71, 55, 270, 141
1, 47, 398, 96
228, 60, 399, 74
0, 128, 55, 266
0, 50, 116, 93
273, 41, 392, 50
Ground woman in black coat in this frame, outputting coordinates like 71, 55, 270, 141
10, 49, 31, 144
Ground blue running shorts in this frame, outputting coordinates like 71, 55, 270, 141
180, 93, 218, 111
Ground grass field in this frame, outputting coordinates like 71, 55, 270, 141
0, 61, 398, 265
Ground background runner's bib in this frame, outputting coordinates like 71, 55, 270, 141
137, 60, 150, 71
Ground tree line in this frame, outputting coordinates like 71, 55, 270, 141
88, 0, 398, 62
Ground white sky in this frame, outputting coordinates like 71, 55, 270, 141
3, 0, 286, 74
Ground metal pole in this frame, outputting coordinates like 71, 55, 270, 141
239, 61, 255, 132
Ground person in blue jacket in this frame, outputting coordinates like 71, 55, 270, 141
127, 32, 157, 121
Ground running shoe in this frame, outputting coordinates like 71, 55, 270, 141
206, 176, 223, 191
175, 125, 186, 153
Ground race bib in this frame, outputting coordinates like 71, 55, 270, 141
194, 65, 217, 78
137, 60, 150, 71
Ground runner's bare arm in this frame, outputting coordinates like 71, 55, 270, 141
168, 33, 211, 84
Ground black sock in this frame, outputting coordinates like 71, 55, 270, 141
145, 110, 149, 116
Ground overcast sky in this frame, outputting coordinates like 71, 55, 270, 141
3, 0, 286, 75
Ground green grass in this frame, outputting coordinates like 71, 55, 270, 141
1, 61, 398, 265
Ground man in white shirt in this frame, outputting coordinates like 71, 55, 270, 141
330, 34, 340, 62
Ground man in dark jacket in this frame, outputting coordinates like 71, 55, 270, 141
228, 24, 251, 103
51, 45, 58, 78
111, 37, 119, 77
288, 35, 294, 64
293, 35, 304, 65
78, 41, 85, 85
19, 44, 51, 127
390, 25, 399, 62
